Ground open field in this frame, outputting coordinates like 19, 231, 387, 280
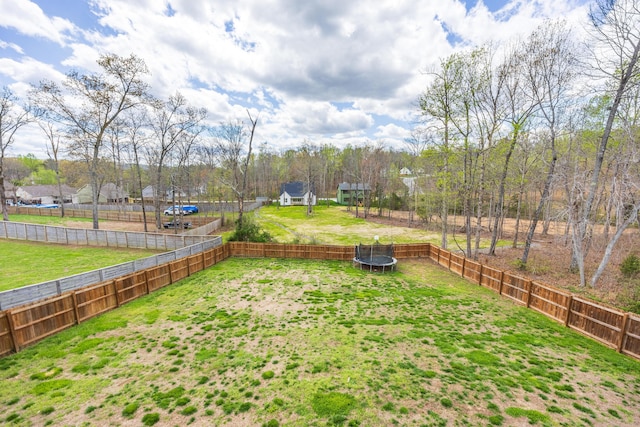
0, 240, 162, 292
0, 257, 638, 426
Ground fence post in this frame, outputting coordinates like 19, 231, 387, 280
617, 313, 629, 353
6, 310, 19, 353
144, 270, 151, 294
478, 264, 483, 285
71, 292, 80, 325
461, 257, 466, 278
525, 280, 533, 307
564, 295, 573, 327
498, 271, 504, 294
447, 252, 452, 270
113, 281, 120, 307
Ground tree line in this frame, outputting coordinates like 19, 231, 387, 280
0, 0, 638, 288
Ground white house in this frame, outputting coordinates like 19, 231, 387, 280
279, 181, 316, 206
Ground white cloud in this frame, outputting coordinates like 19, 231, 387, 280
0, 0, 594, 156
0, 0, 76, 45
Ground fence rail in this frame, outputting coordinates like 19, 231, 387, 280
0, 241, 638, 362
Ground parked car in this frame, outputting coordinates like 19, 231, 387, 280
163, 205, 199, 215
163, 220, 192, 229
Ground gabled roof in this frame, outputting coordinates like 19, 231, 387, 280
18, 184, 77, 197
280, 181, 314, 197
337, 182, 371, 191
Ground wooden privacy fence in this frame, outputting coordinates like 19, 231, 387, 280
0, 244, 230, 356
428, 245, 640, 361
1, 241, 638, 362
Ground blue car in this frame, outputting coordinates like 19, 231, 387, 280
163, 205, 199, 215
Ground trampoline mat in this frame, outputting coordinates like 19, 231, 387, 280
356, 255, 396, 266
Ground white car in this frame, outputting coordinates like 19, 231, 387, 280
163, 206, 188, 215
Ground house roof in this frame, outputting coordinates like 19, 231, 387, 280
280, 181, 314, 197
337, 182, 371, 191
18, 184, 77, 197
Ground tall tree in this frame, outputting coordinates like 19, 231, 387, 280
0, 87, 35, 220
520, 21, 578, 266
31, 53, 150, 229
212, 110, 258, 227
148, 92, 206, 229
38, 121, 66, 217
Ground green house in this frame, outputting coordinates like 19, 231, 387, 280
337, 182, 371, 206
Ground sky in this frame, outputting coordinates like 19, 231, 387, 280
0, 0, 591, 158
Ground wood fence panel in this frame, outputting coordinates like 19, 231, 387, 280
528, 282, 571, 323
264, 243, 286, 258
567, 298, 625, 348
170, 259, 189, 282
438, 249, 451, 269
429, 246, 440, 263
449, 253, 464, 276
480, 265, 502, 292
146, 265, 171, 292
0, 312, 15, 356
621, 315, 640, 359
75, 281, 118, 322
463, 259, 481, 282
393, 244, 430, 259
187, 254, 204, 275
203, 249, 216, 268
11, 294, 76, 349
115, 272, 148, 305
501, 273, 529, 305
323, 245, 353, 261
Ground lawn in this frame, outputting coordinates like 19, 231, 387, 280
255, 205, 444, 245
0, 240, 161, 292
1, 258, 638, 426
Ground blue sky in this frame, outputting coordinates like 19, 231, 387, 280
0, 0, 590, 157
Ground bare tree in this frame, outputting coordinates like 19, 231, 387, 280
571, 0, 640, 285
520, 21, 578, 266
31, 53, 150, 229
0, 87, 35, 221
212, 110, 259, 227
38, 121, 66, 217
148, 92, 206, 229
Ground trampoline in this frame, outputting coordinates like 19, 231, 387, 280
353, 242, 397, 272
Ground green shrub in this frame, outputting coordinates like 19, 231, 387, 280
621, 254, 640, 277
228, 216, 272, 243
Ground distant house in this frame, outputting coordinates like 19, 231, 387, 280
337, 182, 371, 206
4, 182, 17, 205
74, 183, 129, 204
16, 184, 76, 205
399, 167, 412, 176
279, 182, 316, 206
141, 185, 193, 201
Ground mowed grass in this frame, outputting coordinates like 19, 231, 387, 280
256, 204, 444, 245
7, 214, 93, 226
0, 240, 161, 292
1, 258, 638, 426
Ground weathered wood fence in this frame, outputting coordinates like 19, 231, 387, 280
0, 221, 218, 250
1, 241, 638, 362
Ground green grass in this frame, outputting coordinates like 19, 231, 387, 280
1, 257, 638, 426
7, 214, 93, 226
255, 204, 502, 248
0, 239, 161, 291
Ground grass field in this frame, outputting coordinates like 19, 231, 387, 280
0, 258, 638, 426
0, 240, 161, 292
255, 205, 443, 245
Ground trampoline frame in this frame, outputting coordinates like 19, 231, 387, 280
353, 242, 397, 272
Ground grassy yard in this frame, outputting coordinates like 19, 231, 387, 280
0, 240, 161, 292
255, 205, 444, 245
1, 258, 638, 426
6, 214, 93, 226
